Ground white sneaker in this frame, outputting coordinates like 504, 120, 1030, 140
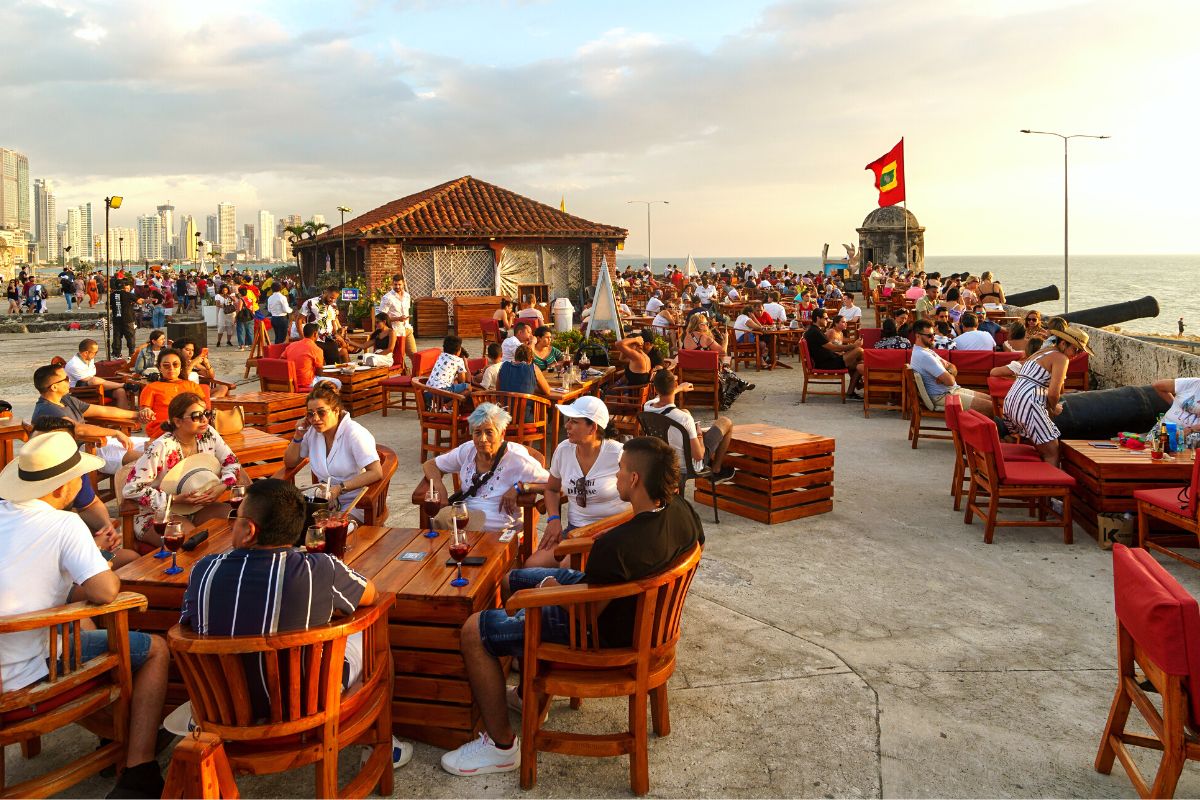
362, 735, 413, 769
441, 732, 520, 776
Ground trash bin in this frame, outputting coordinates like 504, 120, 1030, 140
167, 319, 207, 351
552, 297, 575, 332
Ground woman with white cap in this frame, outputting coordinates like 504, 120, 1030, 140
123, 391, 241, 547
525, 396, 630, 569
1002, 321, 1092, 465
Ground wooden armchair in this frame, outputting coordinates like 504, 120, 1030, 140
381, 347, 440, 416
166, 594, 396, 799
905, 365, 952, 449
471, 390, 552, 456
412, 378, 472, 464
675, 349, 721, 419
1135, 452, 1200, 570
861, 349, 908, 418
507, 543, 703, 796
602, 383, 652, 439
273, 446, 397, 528
798, 340, 847, 403
257, 358, 298, 393
0, 592, 148, 798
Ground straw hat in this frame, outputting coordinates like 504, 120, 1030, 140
431, 504, 487, 531
160, 453, 223, 515
1054, 325, 1093, 354
0, 432, 104, 502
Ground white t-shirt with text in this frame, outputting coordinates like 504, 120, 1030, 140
548, 439, 630, 528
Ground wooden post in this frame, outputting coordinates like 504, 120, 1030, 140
162, 731, 240, 799
242, 321, 269, 379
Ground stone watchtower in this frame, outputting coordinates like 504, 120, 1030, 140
856, 206, 925, 270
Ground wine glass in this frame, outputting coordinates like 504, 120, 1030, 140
449, 526, 470, 588
153, 507, 172, 559
305, 525, 326, 553
163, 520, 185, 575
228, 485, 246, 519
422, 485, 441, 538
579, 351, 590, 373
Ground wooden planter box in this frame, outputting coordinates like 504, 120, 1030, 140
454, 295, 501, 339
414, 297, 449, 339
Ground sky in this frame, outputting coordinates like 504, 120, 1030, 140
4, 0, 1197, 257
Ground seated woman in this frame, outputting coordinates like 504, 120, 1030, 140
1004, 321, 1029, 354
944, 287, 967, 325
283, 384, 383, 522
873, 317, 912, 350
530, 326, 566, 372
1022, 310, 1047, 340
132, 329, 168, 374
420, 402, 549, 533
679, 313, 753, 406
124, 392, 240, 547
497, 344, 552, 397
526, 396, 629, 569
493, 298, 515, 341
174, 338, 229, 399
1150, 375, 1200, 451
990, 336, 1044, 378
138, 348, 205, 439
360, 313, 397, 368
615, 330, 661, 387
1003, 323, 1090, 464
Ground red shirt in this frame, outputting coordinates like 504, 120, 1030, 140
284, 338, 324, 389
756, 312, 774, 326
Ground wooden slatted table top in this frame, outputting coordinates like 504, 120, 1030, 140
1061, 440, 1195, 477
213, 391, 306, 408
320, 364, 388, 384
547, 365, 617, 402
729, 424, 836, 457
221, 427, 290, 461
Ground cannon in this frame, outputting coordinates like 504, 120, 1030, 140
1056, 385, 1169, 440
1060, 296, 1160, 329
1005, 285, 1059, 308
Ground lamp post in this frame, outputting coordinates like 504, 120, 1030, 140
1019, 129, 1110, 314
626, 200, 669, 273
119, 237, 124, 268
103, 196, 122, 359
336, 205, 351, 276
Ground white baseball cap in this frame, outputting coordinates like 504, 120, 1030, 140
556, 396, 611, 430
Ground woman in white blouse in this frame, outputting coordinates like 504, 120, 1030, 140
525, 396, 629, 568
420, 403, 549, 532
283, 384, 382, 520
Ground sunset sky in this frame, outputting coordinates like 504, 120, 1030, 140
5, 0, 1196, 256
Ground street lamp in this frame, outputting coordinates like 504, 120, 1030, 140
103, 196, 122, 359
1019, 129, 1110, 314
119, 237, 124, 268
626, 200, 669, 273
195, 231, 204, 272
336, 205, 351, 275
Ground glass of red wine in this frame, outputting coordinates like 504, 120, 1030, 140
422, 485, 441, 538
305, 525, 326, 554
228, 485, 246, 519
152, 509, 172, 558
449, 525, 469, 587
163, 520, 185, 575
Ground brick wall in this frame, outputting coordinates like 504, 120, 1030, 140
364, 243, 403, 295
589, 241, 619, 284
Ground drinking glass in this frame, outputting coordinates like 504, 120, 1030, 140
228, 485, 246, 519
163, 520, 185, 575
153, 507, 171, 559
579, 352, 590, 373
305, 525, 326, 553
449, 526, 469, 587
422, 485, 441, 538
451, 501, 470, 532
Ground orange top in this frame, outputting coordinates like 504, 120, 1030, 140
283, 338, 324, 390
139, 379, 204, 439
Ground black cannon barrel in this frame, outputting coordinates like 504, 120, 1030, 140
1005, 285, 1059, 307
1055, 386, 1169, 440
1060, 296, 1159, 329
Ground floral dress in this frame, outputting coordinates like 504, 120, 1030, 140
123, 430, 241, 542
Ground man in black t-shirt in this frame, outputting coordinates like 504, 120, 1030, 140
109, 280, 140, 358
442, 437, 703, 777
804, 307, 865, 398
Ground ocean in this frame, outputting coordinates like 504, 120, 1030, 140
616, 254, 1200, 336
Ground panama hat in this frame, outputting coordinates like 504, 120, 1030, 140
0, 432, 104, 503
431, 504, 487, 531
160, 453, 223, 515
1054, 325, 1093, 355
162, 701, 196, 737
556, 396, 611, 430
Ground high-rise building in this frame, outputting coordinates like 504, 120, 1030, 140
137, 214, 162, 261
34, 179, 57, 263
217, 202, 236, 255
257, 210, 274, 261
79, 202, 93, 261
65, 207, 82, 263
56, 222, 67, 263
279, 213, 303, 262
15, 154, 30, 235
156, 203, 175, 260
0, 148, 23, 231
179, 215, 197, 261
311, 213, 326, 227
242, 223, 255, 256
111, 227, 138, 264
206, 214, 218, 244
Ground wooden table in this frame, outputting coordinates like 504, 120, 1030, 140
1061, 440, 1196, 538
757, 327, 795, 371
118, 519, 517, 749
0, 417, 28, 470
213, 391, 306, 436
222, 427, 289, 480
321, 364, 388, 417
695, 423, 835, 524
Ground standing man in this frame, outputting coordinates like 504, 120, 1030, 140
109, 279, 140, 360
59, 267, 76, 311
1180, 317, 1186, 336
378, 274, 416, 358
266, 284, 293, 344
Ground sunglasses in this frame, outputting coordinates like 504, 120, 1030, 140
183, 410, 215, 423
572, 476, 589, 508
305, 407, 334, 419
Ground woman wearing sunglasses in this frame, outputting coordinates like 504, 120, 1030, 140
525, 396, 630, 569
123, 392, 241, 547
137, 348, 206, 439
283, 384, 382, 520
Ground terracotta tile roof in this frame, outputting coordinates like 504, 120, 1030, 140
311, 176, 626, 243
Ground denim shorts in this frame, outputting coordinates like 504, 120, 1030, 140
478, 567, 585, 658
49, 629, 153, 673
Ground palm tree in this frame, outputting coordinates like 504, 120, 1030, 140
284, 224, 310, 288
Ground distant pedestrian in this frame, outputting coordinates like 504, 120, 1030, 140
1179, 317, 1186, 336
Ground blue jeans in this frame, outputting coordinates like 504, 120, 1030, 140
478, 567, 585, 658
49, 629, 153, 674
64, 293, 73, 310
236, 319, 253, 346
271, 316, 288, 344
151, 307, 166, 328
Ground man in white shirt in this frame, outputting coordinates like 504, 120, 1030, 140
951, 312, 997, 351
693, 280, 717, 309
378, 274, 416, 357
0, 433, 170, 797
266, 285, 293, 344
642, 369, 734, 479
64, 338, 132, 409
645, 291, 664, 315
726, 286, 740, 302
910, 320, 993, 413
762, 291, 788, 324
837, 293, 863, 323
501, 321, 534, 362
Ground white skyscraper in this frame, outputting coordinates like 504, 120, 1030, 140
0, 148, 24, 231
112, 227, 138, 264
65, 207, 82, 263
157, 203, 175, 260
312, 213, 326, 227
34, 179, 57, 263
79, 202, 94, 261
257, 210, 274, 261
137, 215, 162, 261
217, 202, 236, 255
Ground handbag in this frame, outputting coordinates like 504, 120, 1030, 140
213, 405, 244, 436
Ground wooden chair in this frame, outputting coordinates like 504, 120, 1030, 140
1066, 352, 1090, 392
959, 409, 1075, 544
274, 447, 396, 528
730, 332, 762, 372
603, 383, 653, 439
858, 327, 883, 350
263, 343, 288, 359
0, 592, 148, 798
508, 542, 702, 796
904, 366, 953, 449
946, 350, 995, 392
381, 348, 440, 416
943, 394, 1040, 512
471, 390, 552, 456
861, 349, 908, 418
638, 411, 724, 523
1135, 452, 1200, 569
166, 595, 396, 799
674, 349, 721, 419
412, 378, 472, 463
479, 318, 503, 346
257, 358, 298, 393
798, 340, 847, 403
986, 375, 1016, 419
1095, 543, 1200, 798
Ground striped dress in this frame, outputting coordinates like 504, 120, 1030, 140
1003, 354, 1060, 445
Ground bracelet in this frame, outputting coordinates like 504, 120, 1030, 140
513, 481, 523, 493
291, 437, 303, 443
547, 515, 560, 522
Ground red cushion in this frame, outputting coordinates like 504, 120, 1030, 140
1134, 486, 1192, 515
381, 375, 413, 388
677, 349, 719, 370
863, 349, 907, 369
1000, 461, 1076, 487
0, 677, 105, 723
1112, 544, 1200, 726
999, 442, 1042, 462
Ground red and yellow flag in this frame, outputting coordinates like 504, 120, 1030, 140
865, 139, 905, 207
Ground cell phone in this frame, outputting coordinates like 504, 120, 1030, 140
1089, 443, 1119, 449
446, 556, 486, 567
182, 529, 209, 551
